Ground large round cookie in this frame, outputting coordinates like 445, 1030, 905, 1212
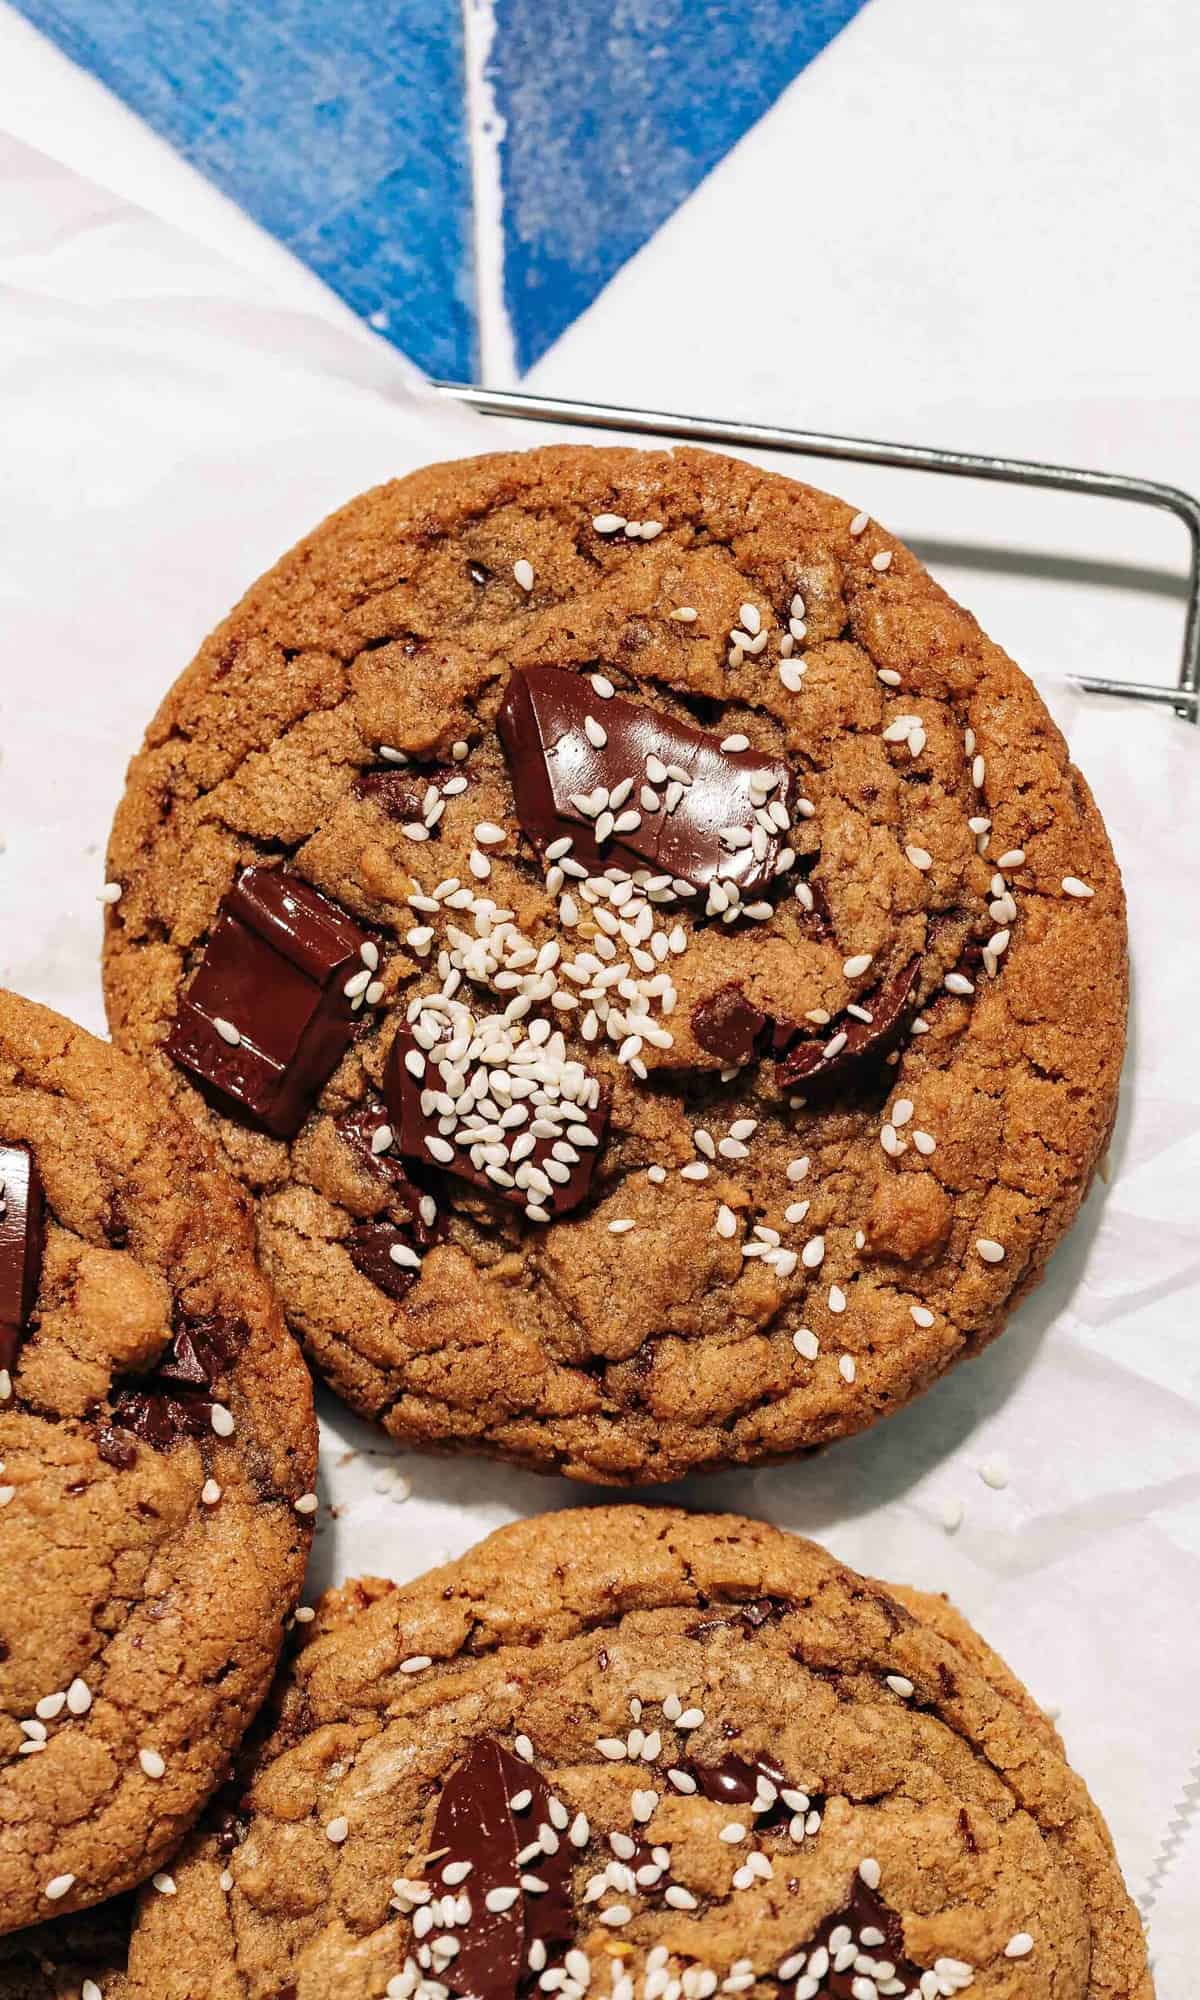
0, 992, 317, 1934
104, 446, 1126, 1482
31, 1507, 1150, 1999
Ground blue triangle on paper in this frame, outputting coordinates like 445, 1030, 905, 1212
12, 0, 478, 380
13, 0, 868, 379
490, 0, 870, 373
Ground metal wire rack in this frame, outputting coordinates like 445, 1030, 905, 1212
435, 383, 1200, 723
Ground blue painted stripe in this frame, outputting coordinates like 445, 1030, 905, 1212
14, 0, 477, 380
491, 0, 870, 372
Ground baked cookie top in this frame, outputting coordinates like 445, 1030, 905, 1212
104, 445, 1126, 1482
0, 992, 317, 1935
56, 1507, 1150, 2000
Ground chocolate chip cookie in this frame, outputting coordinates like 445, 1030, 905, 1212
0, 991, 318, 1934
103, 446, 1126, 1481
37, 1507, 1149, 1999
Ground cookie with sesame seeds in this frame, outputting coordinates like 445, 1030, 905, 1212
103, 444, 1126, 1482
51, 1507, 1150, 2000
0, 990, 317, 1936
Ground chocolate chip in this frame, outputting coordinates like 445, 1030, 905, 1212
100, 1307, 246, 1458
498, 667, 795, 896
334, 1103, 440, 1232
166, 867, 372, 1139
353, 769, 428, 822
109, 1386, 215, 1449
383, 1022, 610, 1219
787, 1877, 924, 1997
0, 1141, 45, 1373
158, 1310, 246, 1391
95, 1422, 138, 1470
691, 985, 769, 1066
430, 1738, 575, 2000
347, 1221, 426, 1302
682, 1752, 816, 1832
775, 956, 920, 1094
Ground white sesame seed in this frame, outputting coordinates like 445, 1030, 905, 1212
944, 972, 975, 997
939, 1497, 965, 1532
905, 844, 932, 871
670, 606, 697, 622
871, 550, 893, 572
153, 1872, 176, 1896
1062, 876, 1094, 898
787, 1156, 809, 1182
858, 1857, 881, 1890
294, 1492, 319, 1515
972, 754, 986, 787
976, 1238, 1006, 1263
400, 1655, 432, 1673
212, 1017, 241, 1046
210, 1404, 235, 1438
592, 515, 625, 534
877, 669, 902, 687
979, 1457, 1010, 1490
45, 1874, 76, 1902
793, 1328, 819, 1361
677, 1707, 704, 1729
839, 1355, 856, 1383
639, 521, 664, 540
139, 1748, 166, 1779
665, 1886, 698, 1911
842, 953, 873, 979
910, 1305, 935, 1328
596, 1737, 627, 1760
886, 1675, 915, 1698
513, 559, 534, 592
608, 1218, 636, 1234
1005, 1934, 1034, 1959
66, 1677, 92, 1716
514, 1733, 534, 1760
83, 1983, 103, 2000
779, 661, 806, 694
912, 1130, 936, 1156
599, 1905, 632, 1927
828, 1285, 846, 1314
98, 881, 122, 905
325, 1816, 349, 1844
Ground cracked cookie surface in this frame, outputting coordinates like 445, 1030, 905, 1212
0, 991, 317, 1935
11, 1508, 1150, 1998
103, 446, 1126, 1482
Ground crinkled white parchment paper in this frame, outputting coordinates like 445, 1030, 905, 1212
0, 131, 1196, 1989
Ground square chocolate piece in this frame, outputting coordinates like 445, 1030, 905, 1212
166, 867, 371, 1139
0, 1141, 45, 1373
498, 666, 795, 895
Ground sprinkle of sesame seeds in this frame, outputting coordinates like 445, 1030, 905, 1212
793, 1328, 819, 1361
905, 844, 932, 871
858, 1857, 881, 1890
839, 1355, 856, 1383
850, 511, 869, 536
139, 1748, 166, 1779
513, 559, 534, 592
212, 1017, 240, 1046
45, 1874, 76, 1901
779, 661, 806, 694
294, 1492, 319, 1515
1062, 875, 1094, 898
210, 1404, 235, 1438
98, 881, 122, 905
976, 1238, 1006, 1263
910, 1305, 935, 1328
1005, 1934, 1034, 1959
979, 1457, 1010, 1490
842, 953, 873, 978
400, 1655, 432, 1673
153, 1872, 176, 1895
885, 1674, 915, 1698
871, 550, 893, 572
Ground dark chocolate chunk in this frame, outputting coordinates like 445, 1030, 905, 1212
347, 1221, 425, 1302
100, 1305, 244, 1459
166, 867, 372, 1139
0, 1141, 45, 1374
383, 1021, 610, 1219
334, 1102, 440, 1234
692, 985, 769, 1066
353, 768, 428, 823
775, 957, 920, 1094
498, 667, 795, 896
428, 1738, 575, 2000
686, 1596, 790, 1639
781, 1876, 924, 1997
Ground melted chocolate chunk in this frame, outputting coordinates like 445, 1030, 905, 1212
383, 1022, 610, 1219
354, 768, 428, 823
166, 867, 371, 1139
686, 1597, 790, 1638
347, 1221, 425, 1302
498, 667, 795, 896
0, 1141, 44, 1375
784, 1877, 924, 1997
775, 957, 920, 1095
428, 1738, 575, 2000
692, 985, 769, 1066
101, 1305, 244, 1459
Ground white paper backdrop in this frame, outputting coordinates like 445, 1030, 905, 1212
1, 133, 1197, 1986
